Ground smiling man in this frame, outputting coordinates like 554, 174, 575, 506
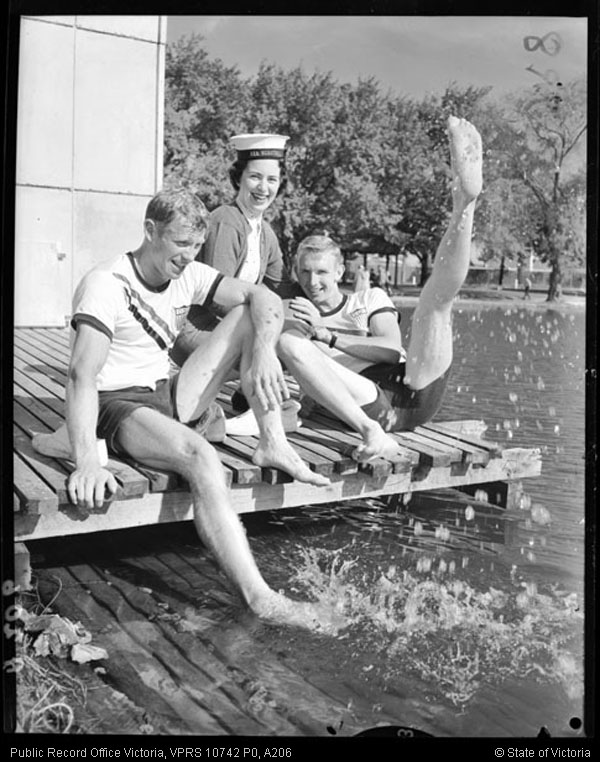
34, 187, 333, 631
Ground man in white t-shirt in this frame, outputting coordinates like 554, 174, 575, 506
33, 188, 333, 632
277, 116, 482, 460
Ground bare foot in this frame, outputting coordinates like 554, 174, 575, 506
250, 590, 346, 635
32, 425, 108, 466
447, 115, 482, 204
352, 422, 402, 463
253, 440, 331, 487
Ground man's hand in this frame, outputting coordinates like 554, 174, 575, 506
68, 463, 118, 511
249, 345, 290, 411
286, 297, 323, 329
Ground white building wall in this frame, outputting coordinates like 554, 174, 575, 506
14, 15, 166, 326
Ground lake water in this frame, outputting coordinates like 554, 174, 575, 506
235, 300, 588, 738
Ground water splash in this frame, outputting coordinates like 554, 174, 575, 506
291, 548, 583, 709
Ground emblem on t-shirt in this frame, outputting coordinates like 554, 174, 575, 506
348, 307, 368, 331
173, 305, 190, 331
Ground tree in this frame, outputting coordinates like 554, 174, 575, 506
164, 34, 249, 207
480, 78, 586, 301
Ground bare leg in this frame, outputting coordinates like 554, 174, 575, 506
405, 116, 483, 390
116, 407, 340, 632
176, 305, 329, 486
176, 305, 249, 424
278, 331, 403, 462
238, 336, 331, 486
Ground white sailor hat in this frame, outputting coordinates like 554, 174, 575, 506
230, 133, 289, 160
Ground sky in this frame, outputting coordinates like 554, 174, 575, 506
165, 15, 588, 99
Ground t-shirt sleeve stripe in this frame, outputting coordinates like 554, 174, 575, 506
70, 313, 113, 341
368, 306, 398, 322
204, 272, 225, 308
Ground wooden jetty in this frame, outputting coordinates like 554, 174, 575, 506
13, 327, 542, 542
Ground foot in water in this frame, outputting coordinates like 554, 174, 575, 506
32, 425, 109, 466
352, 422, 402, 463
447, 115, 483, 205
226, 399, 301, 437
250, 590, 347, 635
253, 439, 330, 487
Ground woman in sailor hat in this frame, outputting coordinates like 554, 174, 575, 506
171, 134, 301, 431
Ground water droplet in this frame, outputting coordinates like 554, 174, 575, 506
531, 504, 551, 525
465, 505, 475, 521
509, 392, 518, 403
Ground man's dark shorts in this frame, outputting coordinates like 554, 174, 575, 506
97, 377, 178, 456
359, 362, 451, 432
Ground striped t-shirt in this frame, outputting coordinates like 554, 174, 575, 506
71, 252, 222, 391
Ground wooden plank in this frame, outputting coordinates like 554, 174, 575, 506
15, 446, 543, 540
304, 407, 420, 469
293, 418, 361, 474
387, 430, 461, 467
413, 425, 490, 465
286, 426, 355, 475
13, 452, 59, 514
422, 420, 502, 457
14, 331, 70, 372
304, 410, 406, 477
13, 423, 71, 505
14, 348, 67, 399
35, 569, 231, 735
13, 386, 65, 429
17, 327, 72, 361
212, 444, 264, 485
64, 562, 288, 735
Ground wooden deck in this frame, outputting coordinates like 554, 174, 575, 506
13, 327, 543, 542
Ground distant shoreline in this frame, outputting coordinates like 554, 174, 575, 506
352, 286, 587, 310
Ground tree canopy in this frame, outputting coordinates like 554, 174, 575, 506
164, 34, 587, 300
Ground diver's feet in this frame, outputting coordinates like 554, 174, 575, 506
253, 440, 330, 487
447, 115, 483, 205
32, 425, 109, 466
353, 422, 402, 463
226, 400, 301, 437
250, 590, 345, 635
